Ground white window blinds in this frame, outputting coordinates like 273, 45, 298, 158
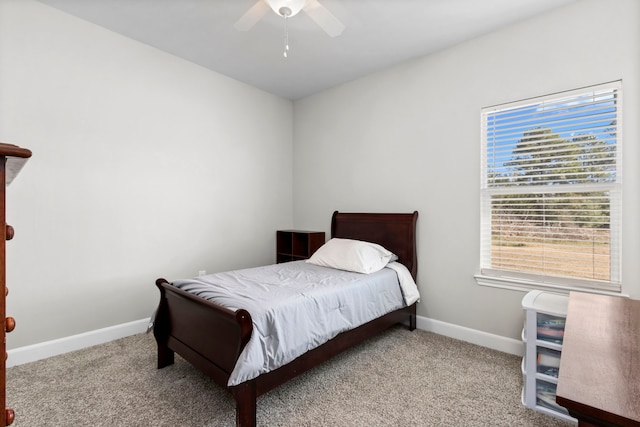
480, 82, 622, 293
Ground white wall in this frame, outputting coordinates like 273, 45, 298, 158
0, 0, 293, 349
2, 0, 638, 352
293, 0, 640, 341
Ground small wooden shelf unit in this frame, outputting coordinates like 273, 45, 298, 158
0, 143, 32, 426
276, 230, 325, 263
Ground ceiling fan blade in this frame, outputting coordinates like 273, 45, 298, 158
234, 1, 269, 32
303, 0, 345, 37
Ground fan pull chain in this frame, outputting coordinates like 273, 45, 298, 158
283, 13, 290, 58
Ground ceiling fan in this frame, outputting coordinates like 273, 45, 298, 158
234, 0, 345, 38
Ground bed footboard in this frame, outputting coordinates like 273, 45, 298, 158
153, 278, 253, 386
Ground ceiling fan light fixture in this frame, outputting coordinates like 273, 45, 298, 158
234, 0, 345, 59
265, 0, 308, 18
278, 7, 292, 17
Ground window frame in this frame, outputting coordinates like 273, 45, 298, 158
476, 81, 623, 295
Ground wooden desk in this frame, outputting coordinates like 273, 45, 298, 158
556, 292, 640, 427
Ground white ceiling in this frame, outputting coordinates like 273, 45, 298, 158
36, 0, 577, 100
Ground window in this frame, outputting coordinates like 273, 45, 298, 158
478, 82, 622, 293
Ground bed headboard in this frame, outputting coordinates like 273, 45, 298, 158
331, 211, 418, 280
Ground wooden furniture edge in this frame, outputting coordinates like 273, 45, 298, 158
0, 144, 31, 160
0, 142, 31, 426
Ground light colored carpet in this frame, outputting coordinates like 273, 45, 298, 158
7, 327, 573, 426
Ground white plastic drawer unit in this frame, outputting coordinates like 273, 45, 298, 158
521, 290, 576, 423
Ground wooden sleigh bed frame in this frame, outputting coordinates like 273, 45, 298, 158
153, 211, 418, 426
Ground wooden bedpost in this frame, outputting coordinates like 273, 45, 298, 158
153, 278, 175, 368
231, 380, 257, 427
408, 303, 417, 331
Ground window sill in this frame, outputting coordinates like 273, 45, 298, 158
474, 274, 625, 297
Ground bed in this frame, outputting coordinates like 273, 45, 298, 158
152, 211, 419, 426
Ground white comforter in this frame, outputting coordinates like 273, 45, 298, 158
172, 261, 419, 386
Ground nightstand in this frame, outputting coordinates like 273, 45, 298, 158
276, 230, 325, 263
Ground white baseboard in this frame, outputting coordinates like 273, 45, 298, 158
416, 314, 523, 357
7, 318, 151, 368
6, 315, 522, 368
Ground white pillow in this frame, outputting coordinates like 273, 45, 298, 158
306, 238, 396, 274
